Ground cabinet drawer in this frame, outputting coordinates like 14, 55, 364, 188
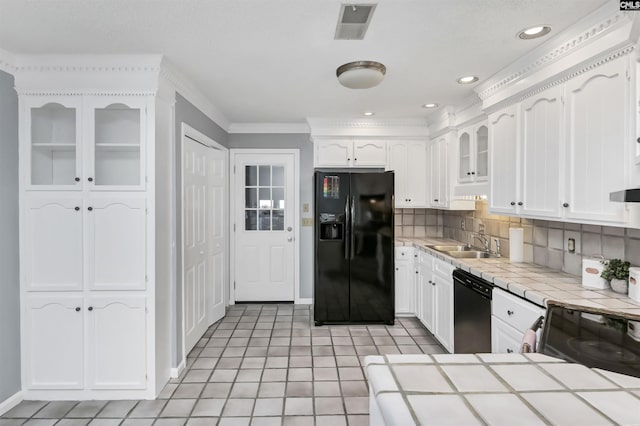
433, 258, 455, 279
492, 288, 544, 333
491, 316, 523, 354
395, 247, 413, 260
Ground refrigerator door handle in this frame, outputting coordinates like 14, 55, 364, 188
350, 195, 356, 259
344, 197, 350, 260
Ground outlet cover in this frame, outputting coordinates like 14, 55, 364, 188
302, 218, 313, 227
303, 203, 309, 213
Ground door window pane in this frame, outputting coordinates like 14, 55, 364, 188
244, 164, 286, 231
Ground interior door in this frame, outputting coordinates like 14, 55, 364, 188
183, 137, 226, 354
233, 152, 296, 301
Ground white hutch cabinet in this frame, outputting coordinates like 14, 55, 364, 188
16, 56, 173, 400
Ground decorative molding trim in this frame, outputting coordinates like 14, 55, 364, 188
0, 390, 23, 416
0, 47, 16, 74
228, 122, 310, 134
16, 90, 156, 97
13, 54, 162, 73
515, 44, 635, 104
476, 8, 630, 101
160, 59, 230, 132
296, 298, 313, 305
307, 117, 429, 138
170, 360, 186, 379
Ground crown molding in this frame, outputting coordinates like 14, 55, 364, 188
160, 59, 230, 132
228, 122, 310, 134
307, 117, 429, 138
476, 4, 632, 106
0, 48, 16, 74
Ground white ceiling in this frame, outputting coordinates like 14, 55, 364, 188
0, 0, 610, 125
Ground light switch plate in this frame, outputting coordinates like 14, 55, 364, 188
303, 203, 310, 213
302, 218, 313, 227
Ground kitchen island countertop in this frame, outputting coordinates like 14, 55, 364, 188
365, 353, 640, 425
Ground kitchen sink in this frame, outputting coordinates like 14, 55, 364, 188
427, 244, 472, 252
445, 251, 492, 259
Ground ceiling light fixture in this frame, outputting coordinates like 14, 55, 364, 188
337, 61, 386, 89
363, 112, 375, 116
457, 76, 479, 84
517, 25, 551, 40
422, 103, 438, 109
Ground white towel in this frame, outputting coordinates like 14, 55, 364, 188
520, 329, 537, 353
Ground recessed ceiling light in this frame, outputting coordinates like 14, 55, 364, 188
363, 112, 375, 116
457, 76, 479, 84
422, 103, 438, 109
517, 25, 551, 40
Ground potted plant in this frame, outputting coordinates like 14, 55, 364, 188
601, 259, 631, 294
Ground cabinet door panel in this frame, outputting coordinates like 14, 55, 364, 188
394, 260, 413, 314
25, 295, 84, 389
429, 139, 447, 208
420, 265, 434, 332
24, 198, 84, 291
353, 140, 386, 167
434, 276, 453, 353
475, 125, 489, 181
406, 142, 427, 207
521, 86, 563, 218
458, 131, 472, 182
387, 143, 408, 207
565, 59, 628, 223
489, 106, 519, 214
86, 198, 146, 291
491, 316, 522, 354
315, 140, 352, 167
87, 295, 147, 389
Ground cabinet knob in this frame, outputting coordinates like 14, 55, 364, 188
415, 271, 419, 274
347, 158, 351, 161
517, 202, 523, 206
88, 177, 93, 182
507, 310, 514, 316
75, 307, 81, 312
432, 281, 436, 286
87, 207, 93, 211
395, 267, 399, 271
637, 137, 640, 144
510, 202, 516, 206
562, 202, 569, 208
428, 280, 432, 284
74, 207, 80, 211
74, 177, 80, 182
507, 348, 513, 353
408, 198, 411, 202
466, 172, 471, 176
88, 306, 93, 311
354, 158, 357, 161
471, 171, 475, 175
434, 199, 439, 202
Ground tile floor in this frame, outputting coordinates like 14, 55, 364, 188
1, 304, 445, 426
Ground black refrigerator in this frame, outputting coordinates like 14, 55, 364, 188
314, 171, 394, 325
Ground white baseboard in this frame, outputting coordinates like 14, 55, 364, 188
170, 359, 186, 379
296, 298, 313, 305
0, 390, 23, 416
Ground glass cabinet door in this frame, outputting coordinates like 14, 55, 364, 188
458, 132, 471, 182
87, 99, 145, 190
475, 125, 489, 181
28, 100, 82, 189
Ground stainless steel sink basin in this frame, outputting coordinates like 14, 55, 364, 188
428, 244, 472, 252
445, 251, 492, 259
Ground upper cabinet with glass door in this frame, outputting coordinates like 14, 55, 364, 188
457, 122, 488, 184
86, 98, 146, 191
25, 98, 83, 190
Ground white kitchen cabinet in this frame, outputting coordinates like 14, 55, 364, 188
429, 137, 448, 208
420, 263, 435, 332
491, 288, 544, 354
416, 250, 453, 352
394, 247, 415, 315
23, 197, 84, 292
387, 141, 427, 208
457, 123, 488, 184
86, 198, 147, 291
23, 96, 146, 191
565, 58, 629, 223
520, 86, 563, 219
24, 295, 85, 389
488, 105, 519, 215
314, 138, 386, 168
87, 295, 147, 389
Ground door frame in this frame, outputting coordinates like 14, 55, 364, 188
180, 123, 229, 364
229, 149, 300, 304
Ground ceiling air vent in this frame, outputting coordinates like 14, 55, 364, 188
335, 4, 376, 40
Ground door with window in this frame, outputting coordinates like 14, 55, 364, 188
233, 152, 297, 301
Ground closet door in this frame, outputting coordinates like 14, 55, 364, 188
24, 197, 84, 291
85, 197, 146, 291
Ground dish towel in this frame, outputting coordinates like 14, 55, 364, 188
520, 329, 537, 353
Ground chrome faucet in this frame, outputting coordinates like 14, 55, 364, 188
469, 233, 490, 252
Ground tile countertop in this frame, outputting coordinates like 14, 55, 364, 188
365, 353, 640, 426
395, 237, 640, 319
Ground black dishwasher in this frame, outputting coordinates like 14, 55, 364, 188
453, 268, 493, 353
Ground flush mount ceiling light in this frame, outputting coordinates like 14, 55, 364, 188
337, 61, 386, 89
363, 111, 375, 116
457, 75, 479, 84
422, 103, 439, 109
517, 25, 551, 40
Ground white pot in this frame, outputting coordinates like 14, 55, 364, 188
610, 278, 628, 294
